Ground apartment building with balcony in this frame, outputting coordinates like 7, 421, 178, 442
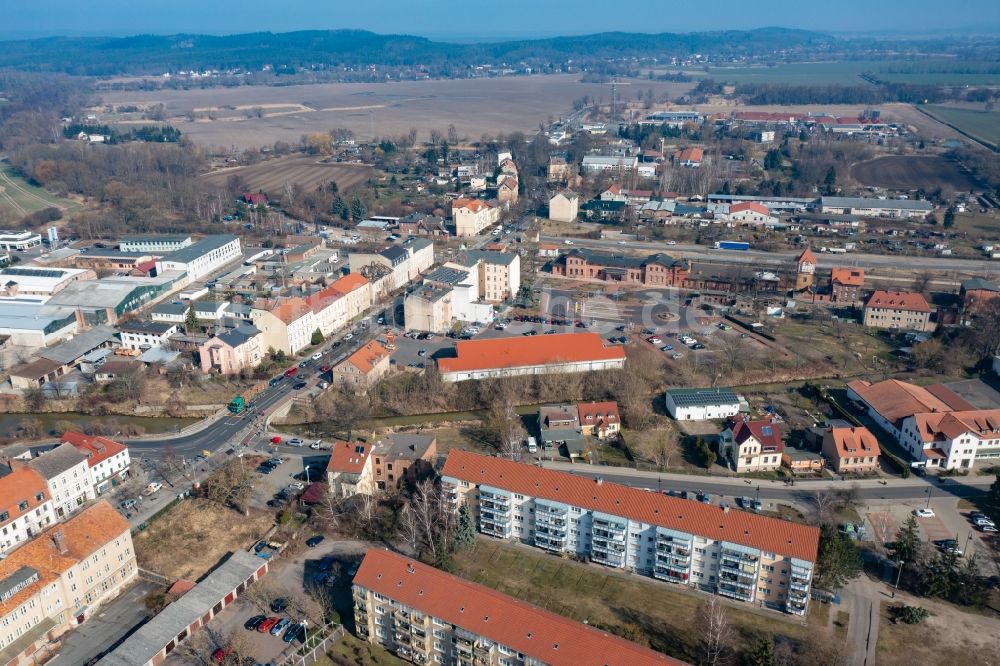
441, 450, 818, 615
352, 548, 683, 666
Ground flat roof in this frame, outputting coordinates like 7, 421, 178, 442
97, 551, 263, 666
821, 196, 934, 211
121, 234, 191, 243
38, 326, 118, 364
158, 235, 238, 264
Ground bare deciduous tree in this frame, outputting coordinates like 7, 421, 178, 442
695, 596, 734, 666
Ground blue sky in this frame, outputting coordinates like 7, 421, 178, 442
3, 0, 998, 39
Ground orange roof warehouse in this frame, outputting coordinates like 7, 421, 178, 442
435, 332, 626, 382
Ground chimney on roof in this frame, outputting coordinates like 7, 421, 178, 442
723, 505, 730, 513
595, 477, 603, 486
51, 530, 68, 554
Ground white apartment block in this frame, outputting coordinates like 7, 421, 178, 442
119, 234, 192, 254
20, 444, 95, 519
452, 199, 500, 237
0, 502, 137, 665
442, 451, 817, 615
154, 235, 242, 282
61, 432, 131, 496
0, 469, 57, 554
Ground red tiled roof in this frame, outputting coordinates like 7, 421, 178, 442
827, 427, 880, 458
436, 333, 625, 375
271, 297, 313, 325
864, 290, 931, 313
329, 272, 369, 296
442, 450, 818, 562
453, 198, 492, 213
354, 549, 684, 666
831, 268, 864, 287
797, 247, 816, 264
0, 467, 50, 528
729, 202, 770, 216
577, 401, 620, 427
61, 431, 128, 468
344, 340, 390, 373
848, 378, 959, 425
727, 417, 784, 452
326, 441, 371, 474
674, 147, 704, 162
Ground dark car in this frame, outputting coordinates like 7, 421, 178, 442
283, 623, 305, 643
293, 381, 307, 390
268, 376, 283, 386
318, 555, 335, 572
306, 535, 325, 547
270, 597, 288, 613
244, 614, 266, 630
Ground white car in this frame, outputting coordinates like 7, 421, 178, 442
288, 438, 305, 446
343, 333, 354, 341
914, 508, 935, 518
288, 482, 305, 490
310, 441, 325, 450
564, 239, 574, 245
666, 240, 677, 245
311, 352, 323, 361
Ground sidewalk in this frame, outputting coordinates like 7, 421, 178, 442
538, 460, 993, 490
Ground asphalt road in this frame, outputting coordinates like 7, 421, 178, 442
543, 235, 999, 273
553, 465, 991, 503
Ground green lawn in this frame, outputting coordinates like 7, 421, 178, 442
328, 633, 407, 666
451, 538, 823, 663
923, 106, 1000, 147
674, 60, 1000, 87
0, 167, 78, 218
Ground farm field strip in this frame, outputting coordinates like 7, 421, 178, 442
200, 156, 372, 193
0, 167, 79, 217
922, 105, 1000, 147
850, 154, 980, 192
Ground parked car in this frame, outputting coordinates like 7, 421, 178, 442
660, 345, 674, 352
270, 436, 282, 444
284, 367, 298, 377
306, 535, 325, 547
914, 508, 935, 518
271, 618, 291, 636
212, 648, 227, 664
311, 351, 323, 361
293, 381, 307, 390
258, 617, 279, 633
270, 598, 288, 613
288, 481, 305, 490
288, 437, 304, 445
343, 333, 354, 341
319, 555, 335, 571
244, 615, 266, 630
283, 623, 304, 643
976, 523, 998, 533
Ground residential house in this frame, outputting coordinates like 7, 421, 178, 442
548, 190, 579, 223
117, 321, 178, 351
437, 333, 626, 383
242, 192, 268, 207
674, 147, 704, 167
718, 417, 784, 473
0, 502, 137, 666
398, 213, 448, 237
442, 450, 819, 615
421, 265, 493, 325
326, 441, 374, 498
496, 175, 518, 204
251, 297, 316, 356
191, 300, 228, 321
150, 301, 189, 324
17, 444, 94, 519
198, 324, 263, 374
782, 449, 824, 475
308, 273, 372, 336
576, 401, 621, 440
547, 155, 573, 182
581, 155, 638, 173
93, 357, 142, 383
830, 268, 865, 304
552, 249, 690, 287
847, 378, 1000, 470
794, 247, 816, 292
60, 431, 130, 496
0, 468, 56, 554
822, 427, 881, 474
450, 250, 520, 303
370, 434, 438, 491
665, 388, 741, 421
452, 198, 500, 237
331, 340, 392, 393
539, 404, 584, 457
352, 548, 683, 666
537, 243, 561, 258
862, 290, 933, 332
960, 277, 1000, 314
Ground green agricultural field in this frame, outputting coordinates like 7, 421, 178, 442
923, 105, 1000, 147
0, 167, 78, 219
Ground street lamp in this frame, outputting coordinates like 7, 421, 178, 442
924, 486, 932, 510
893, 560, 905, 598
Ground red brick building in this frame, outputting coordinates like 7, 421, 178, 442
830, 267, 865, 303
552, 249, 689, 286
960, 278, 1000, 314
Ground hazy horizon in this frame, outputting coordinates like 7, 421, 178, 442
2, 0, 999, 40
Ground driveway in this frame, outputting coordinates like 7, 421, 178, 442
49, 581, 159, 666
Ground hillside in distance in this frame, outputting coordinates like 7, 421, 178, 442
0, 27, 835, 76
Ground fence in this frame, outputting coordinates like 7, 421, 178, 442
137, 567, 172, 587
277, 624, 346, 666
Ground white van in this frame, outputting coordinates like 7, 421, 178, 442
526, 437, 538, 453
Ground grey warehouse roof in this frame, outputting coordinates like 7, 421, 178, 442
820, 197, 934, 211
159, 235, 237, 264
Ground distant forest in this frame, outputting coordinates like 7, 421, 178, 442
0, 28, 838, 76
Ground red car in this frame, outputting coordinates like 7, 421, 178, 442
270, 436, 282, 444
212, 648, 226, 663
319, 364, 331, 373
258, 616, 279, 633
284, 367, 298, 378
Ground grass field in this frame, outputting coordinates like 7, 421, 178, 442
850, 155, 980, 193
134, 498, 274, 580
451, 538, 821, 662
0, 167, 78, 220
201, 155, 373, 195
923, 105, 1000, 147
328, 633, 407, 666
678, 60, 1000, 86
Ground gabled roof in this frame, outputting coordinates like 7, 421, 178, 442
442, 450, 818, 562
729, 202, 770, 216
354, 549, 684, 666
343, 340, 390, 374
270, 297, 313, 325
26, 443, 89, 480
797, 247, 816, 265
674, 147, 704, 162
452, 198, 493, 213
827, 427, 880, 458
666, 388, 739, 408
847, 378, 958, 425
577, 401, 620, 427
328, 272, 369, 295
437, 333, 625, 375
326, 441, 371, 474
864, 290, 931, 313
961, 277, 1000, 293
0, 467, 49, 528
61, 431, 128, 468
831, 268, 864, 287
726, 417, 783, 451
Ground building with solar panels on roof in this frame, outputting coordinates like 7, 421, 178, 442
664, 387, 742, 421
